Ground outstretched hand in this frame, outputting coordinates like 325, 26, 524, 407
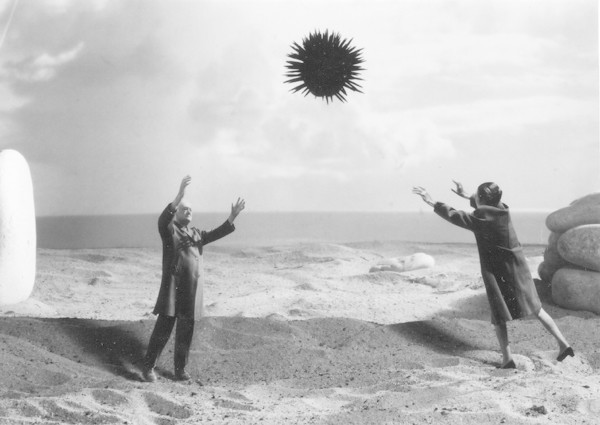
412, 186, 435, 207
229, 197, 246, 223
451, 180, 470, 199
172, 175, 192, 209
179, 175, 192, 195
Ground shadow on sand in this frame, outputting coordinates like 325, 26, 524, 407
388, 319, 483, 356
436, 278, 595, 322
54, 318, 149, 381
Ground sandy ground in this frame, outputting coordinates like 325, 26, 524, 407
0, 241, 598, 424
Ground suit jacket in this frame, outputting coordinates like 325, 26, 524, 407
433, 196, 541, 324
152, 204, 235, 318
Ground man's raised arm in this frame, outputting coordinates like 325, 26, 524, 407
158, 176, 191, 236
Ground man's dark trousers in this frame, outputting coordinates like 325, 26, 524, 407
144, 314, 195, 374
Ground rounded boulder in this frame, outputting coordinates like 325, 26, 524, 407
538, 261, 562, 283
557, 225, 600, 272
546, 203, 600, 234
552, 268, 600, 314
570, 192, 600, 207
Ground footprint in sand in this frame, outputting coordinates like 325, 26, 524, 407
38, 399, 120, 424
213, 398, 259, 411
18, 368, 71, 388
9, 400, 43, 418
143, 392, 192, 420
91, 388, 128, 407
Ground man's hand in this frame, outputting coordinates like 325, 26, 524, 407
412, 186, 435, 207
451, 180, 470, 199
228, 197, 245, 223
179, 175, 192, 196
172, 175, 191, 209
178, 234, 200, 249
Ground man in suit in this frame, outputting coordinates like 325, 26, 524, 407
142, 175, 245, 382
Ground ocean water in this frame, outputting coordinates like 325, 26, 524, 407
36, 211, 551, 249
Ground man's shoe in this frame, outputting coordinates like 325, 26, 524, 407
174, 370, 191, 381
143, 367, 157, 383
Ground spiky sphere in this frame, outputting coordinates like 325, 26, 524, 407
285, 30, 364, 103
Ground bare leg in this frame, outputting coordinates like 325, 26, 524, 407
535, 308, 570, 352
494, 322, 513, 366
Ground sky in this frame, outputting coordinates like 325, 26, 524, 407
0, 0, 597, 216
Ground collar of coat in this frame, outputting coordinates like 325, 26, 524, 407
474, 203, 509, 220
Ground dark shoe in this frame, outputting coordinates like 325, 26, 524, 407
143, 367, 157, 383
174, 370, 191, 381
500, 359, 516, 369
557, 347, 574, 362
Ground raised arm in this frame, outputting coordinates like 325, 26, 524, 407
412, 186, 436, 207
412, 186, 474, 231
171, 175, 191, 210
199, 198, 245, 246
452, 180, 478, 209
451, 180, 471, 199
433, 202, 475, 231
228, 197, 245, 225
158, 176, 191, 237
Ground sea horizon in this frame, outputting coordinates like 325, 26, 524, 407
36, 210, 552, 249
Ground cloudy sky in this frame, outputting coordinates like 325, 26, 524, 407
0, 0, 597, 216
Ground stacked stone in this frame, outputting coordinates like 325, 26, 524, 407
538, 193, 600, 314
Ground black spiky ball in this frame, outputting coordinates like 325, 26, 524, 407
285, 30, 364, 103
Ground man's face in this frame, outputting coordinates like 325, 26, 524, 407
175, 201, 193, 225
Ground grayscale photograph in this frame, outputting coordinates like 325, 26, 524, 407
0, 0, 597, 423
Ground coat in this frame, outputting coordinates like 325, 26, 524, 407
433, 197, 542, 325
152, 204, 235, 319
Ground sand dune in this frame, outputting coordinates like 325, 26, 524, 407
0, 241, 597, 424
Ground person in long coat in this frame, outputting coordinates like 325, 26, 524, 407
142, 175, 245, 382
413, 181, 573, 368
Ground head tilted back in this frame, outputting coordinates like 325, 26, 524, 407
477, 182, 502, 206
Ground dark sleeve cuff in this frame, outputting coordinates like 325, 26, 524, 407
166, 203, 177, 213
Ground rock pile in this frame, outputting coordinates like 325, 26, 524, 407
538, 193, 600, 314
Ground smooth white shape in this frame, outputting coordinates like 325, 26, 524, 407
370, 252, 435, 273
0, 149, 36, 305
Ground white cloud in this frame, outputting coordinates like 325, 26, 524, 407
7, 42, 83, 81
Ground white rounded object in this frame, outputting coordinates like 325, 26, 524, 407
0, 150, 36, 305
369, 252, 435, 273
